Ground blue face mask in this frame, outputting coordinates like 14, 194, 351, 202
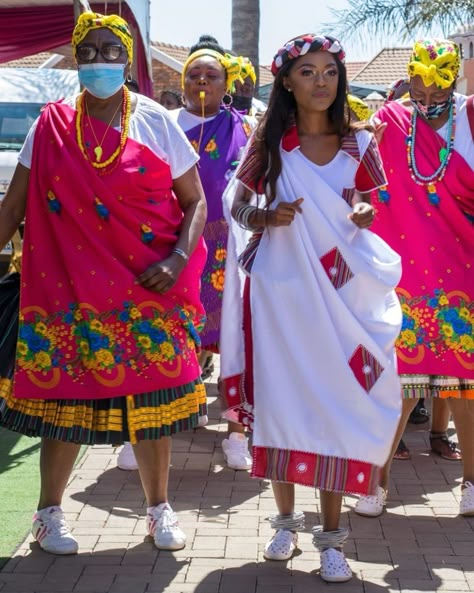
410, 93, 453, 120
78, 63, 126, 99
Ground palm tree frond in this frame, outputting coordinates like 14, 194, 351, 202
326, 0, 474, 43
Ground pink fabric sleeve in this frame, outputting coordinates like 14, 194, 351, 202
235, 136, 265, 193
355, 135, 387, 192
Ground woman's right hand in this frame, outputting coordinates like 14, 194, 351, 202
266, 198, 304, 227
372, 117, 388, 145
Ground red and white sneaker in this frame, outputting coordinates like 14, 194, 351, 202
32, 506, 78, 555
146, 503, 186, 550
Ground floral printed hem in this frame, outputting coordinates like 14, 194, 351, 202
15, 300, 204, 398
397, 288, 473, 368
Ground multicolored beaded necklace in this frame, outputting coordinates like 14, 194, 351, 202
406, 97, 456, 206
76, 86, 131, 171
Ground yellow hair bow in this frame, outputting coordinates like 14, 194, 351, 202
237, 56, 256, 84
182, 49, 243, 93
72, 12, 133, 64
407, 39, 460, 89
347, 94, 372, 122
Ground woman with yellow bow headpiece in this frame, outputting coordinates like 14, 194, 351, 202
0, 11, 209, 555
353, 38, 474, 520
164, 35, 256, 473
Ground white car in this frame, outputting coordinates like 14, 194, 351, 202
0, 68, 80, 273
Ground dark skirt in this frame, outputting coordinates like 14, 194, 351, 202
0, 377, 207, 445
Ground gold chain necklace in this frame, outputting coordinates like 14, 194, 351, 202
84, 94, 123, 162
76, 86, 131, 169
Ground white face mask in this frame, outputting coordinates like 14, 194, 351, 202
78, 63, 126, 99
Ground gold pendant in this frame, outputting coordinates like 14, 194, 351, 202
94, 146, 103, 162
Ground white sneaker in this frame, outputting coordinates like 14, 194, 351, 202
264, 529, 297, 560
354, 486, 387, 517
460, 481, 474, 516
32, 506, 78, 555
117, 442, 138, 470
146, 503, 186, 550
222, 432, 252, 470
320, 548, 352, 582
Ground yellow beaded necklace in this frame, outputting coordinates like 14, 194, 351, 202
76, 86, 131, 169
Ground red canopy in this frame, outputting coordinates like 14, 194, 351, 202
0, 1, 153, 97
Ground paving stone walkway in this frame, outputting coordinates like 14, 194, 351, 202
1, 365, 473, 593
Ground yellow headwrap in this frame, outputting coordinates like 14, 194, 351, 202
181, 49, 243, 93
407, 39, 460, 89
72, 12, 133, 64
347, 94, 372, 122
237, 56, 256, 84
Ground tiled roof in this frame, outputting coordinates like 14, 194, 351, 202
152, 41, 189, 63
351, 47, 412, 88
152, 41, 273, 87
345, 61, 367, 81
3, 41, 274, 88
258, 65, 273, 86
2, 52, 54, 68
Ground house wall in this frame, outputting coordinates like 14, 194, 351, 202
151, 62, 182, 100
450, 32, 474, 95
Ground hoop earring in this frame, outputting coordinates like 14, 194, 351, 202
126, 73, 133, 83
222, 93, 233, 109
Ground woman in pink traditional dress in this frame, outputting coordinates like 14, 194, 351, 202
355, 39, 474, 518
220, 34, 403, 582
0, 12, 207, 555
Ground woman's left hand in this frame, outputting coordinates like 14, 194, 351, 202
348, 202, 375, 229
135, 254, 186, 293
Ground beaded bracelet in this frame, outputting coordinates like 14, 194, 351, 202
172, 247, 189, 264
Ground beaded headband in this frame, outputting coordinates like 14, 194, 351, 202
386, 77, 409, 102
181, 49, 243, 93
408, 39, 460, 89
271, 34, 345, 76
72, 12, 133, 64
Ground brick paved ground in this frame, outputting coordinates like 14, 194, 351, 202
1, 361, 473, 593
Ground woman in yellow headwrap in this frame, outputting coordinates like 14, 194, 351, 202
231, 56, 266, 116
167, 36, 256, 471
354, 38, 474, 519
347, 94, 372, 122
0, 11, 209, 554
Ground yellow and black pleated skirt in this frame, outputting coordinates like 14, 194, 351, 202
0, 378, 207, 445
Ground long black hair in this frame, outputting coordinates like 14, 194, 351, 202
254, 49, 362, 204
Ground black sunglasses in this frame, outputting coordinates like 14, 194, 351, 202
76, 44, 125, 62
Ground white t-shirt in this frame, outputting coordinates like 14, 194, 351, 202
305, 129, 378, 196
381, 93, 474, 170
167, 107, 217, 133
167, 107, 257, 135
18, 94, 198, 179
437, 93, 474, 170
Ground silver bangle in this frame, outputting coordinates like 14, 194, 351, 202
172, 247, 189, 264
268, 511, 305, 532
312, 527, 349, 551
235, 204, 262, 231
